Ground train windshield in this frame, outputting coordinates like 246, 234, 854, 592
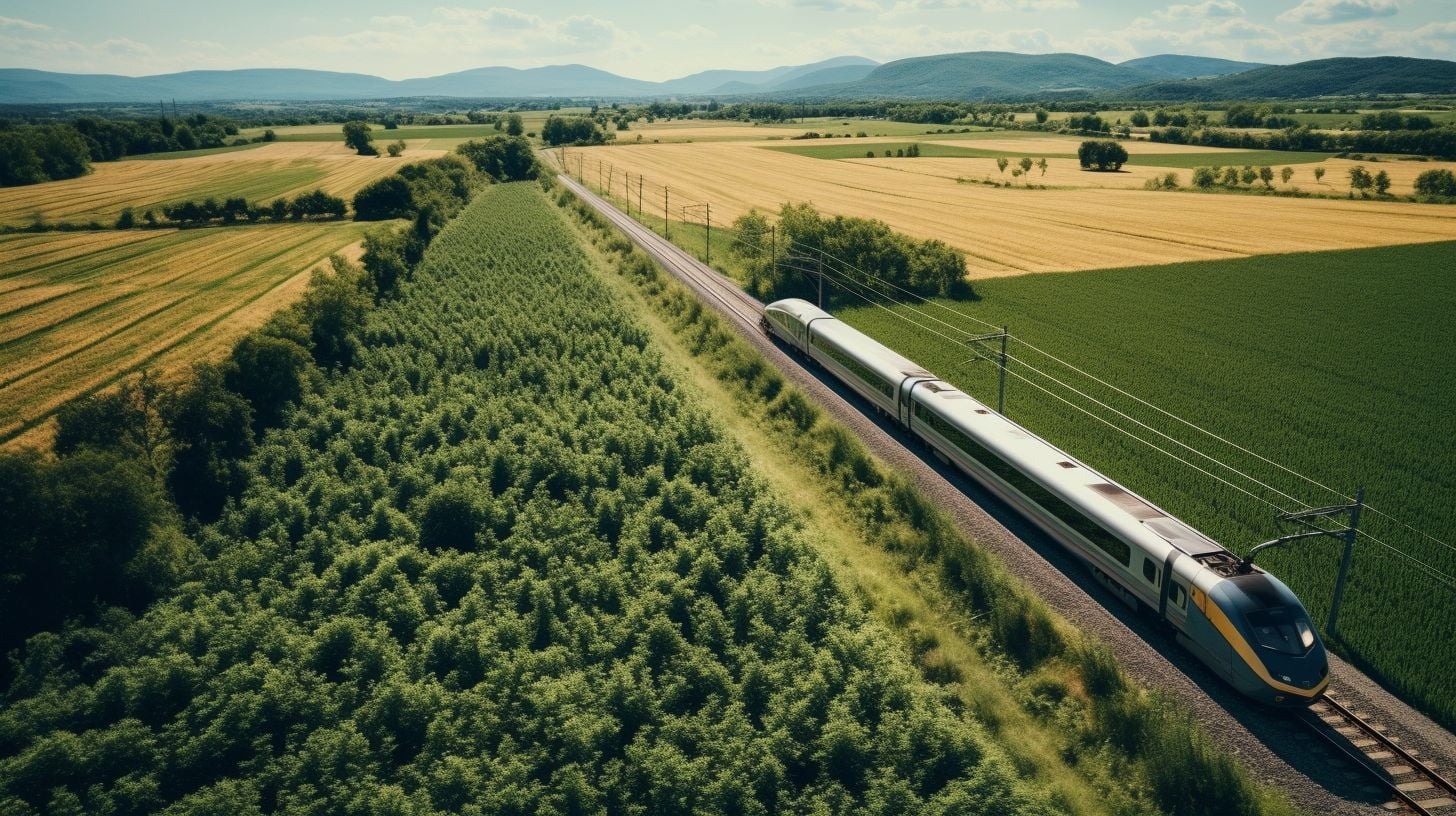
1245, 607, 1316, 655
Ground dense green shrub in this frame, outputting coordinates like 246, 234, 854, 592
1077, 140, 1128, 171
454, 135, 539, 182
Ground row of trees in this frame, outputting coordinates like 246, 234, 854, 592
352, 136, 537, 221
120, 188, 348, 228
0, 114, 250, 186
540, 115, 611, 146
730, 202, 970, 301
1151, 124, 1456, 160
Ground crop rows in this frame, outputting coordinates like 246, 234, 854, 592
0, 182, 1051, 815
835, 240, 1456, 727
0, 222, 368, 447
0, 143, 418, 226
566, 141, 1456, 277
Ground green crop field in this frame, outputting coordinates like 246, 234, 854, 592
1122, 150, 1332, 167
0, 182, 1059, 814
831, 241, 1456, 728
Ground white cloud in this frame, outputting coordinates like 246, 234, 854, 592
660, 24, 718, 42
796, 0, 883, 10
894, 0, 1076, 11
1277, 0, 1399, 24
0, 15, 47, 30
1152, 1, 1245, 21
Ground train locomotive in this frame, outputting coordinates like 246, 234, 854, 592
762, 298, 1329, 706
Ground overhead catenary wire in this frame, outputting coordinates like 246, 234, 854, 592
560, 153, 1455, 570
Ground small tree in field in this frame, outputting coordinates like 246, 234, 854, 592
1374, 169, 1391, 196
1258, 166, 1274, 188
1221, 166, 1239, 186
506, 114, 524, 136
1018, 157, 1033, 174
386, 140, 405, 157
1239, 166, 1257, 186
1077, 140, 1128, 171
1348, 165, 1373, 196
1011, 168, 1023, 179
1280, 166, 1294, 185
1192, 167, 1216, 188
1036, 157, 1048, 176
996, 157, 1009, 174
1314, 166, 1326, 183
343, 121, 376, 156
1414, 168, 1456, 197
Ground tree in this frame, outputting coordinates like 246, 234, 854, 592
353, 175, 415, 221
1414, 168, 1456, 197
1221, 166, 1239, 186
386, 140, 406, 158
1280, 166, 1294, 185
995, 157, 1009, 174
1192, 166, 1216, 188
1258, 166, 1274, 188
505, 114, 524, 136
455, 136, 538, 181
1018, 157, 1033, 174
1374, 169, 1391, 196
1313, 166, 1327, 183
115, 207, 136, 229
1036, 157, 1048, 176
1130, 110, 1150, 127
1348, 165, 1373, 195
226, 331, 314, 430
1239, 165, 1258, 185
1076, 140, 1128, 172
1034, 109, 1048, 124
163, 363, 254, 521
343, 121, 377, 156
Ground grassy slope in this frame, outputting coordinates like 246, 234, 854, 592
832, 243, 1456, 728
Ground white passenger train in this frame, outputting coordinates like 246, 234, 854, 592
762, 298, 1328, 705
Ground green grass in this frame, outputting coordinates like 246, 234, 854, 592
829, 242, 1456, 729
122, 143, 269, 161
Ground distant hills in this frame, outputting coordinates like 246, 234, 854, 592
1125, 56, 1456, 100
1, 52, 1453, 104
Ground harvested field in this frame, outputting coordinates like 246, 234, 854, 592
0, 222, 370, 449
564, 141, 1456, 277
0, 141, 443, 226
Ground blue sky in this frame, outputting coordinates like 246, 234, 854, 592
1, 0, 1452, 79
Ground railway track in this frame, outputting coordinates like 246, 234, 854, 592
1301, 690, 1456, 814
556, 166, 1456, 816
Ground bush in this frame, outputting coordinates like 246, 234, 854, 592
353, 175, 415, 221
1415, 168, 1456, 197
115, 207, 135, 229
1077, 140, 1128, 171
455, 136, 538, 182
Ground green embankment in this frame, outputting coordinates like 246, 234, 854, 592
834, 242, 1456, 729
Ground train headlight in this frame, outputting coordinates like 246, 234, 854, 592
1296, 618, 1314, 649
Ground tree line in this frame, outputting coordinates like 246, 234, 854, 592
353, 136, 539, 221
729, 202, 970, 302
1151, 123, 1456, 160
0, 113, 264, 186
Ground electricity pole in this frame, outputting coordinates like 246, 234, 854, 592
966, 327, 1010, 414
1237, 488, 1366, 641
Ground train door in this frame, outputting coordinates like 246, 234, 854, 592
1160, 553, 1190, 632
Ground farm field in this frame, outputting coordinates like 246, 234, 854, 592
560, 140, 1456, 276
0, 221, 370, 449
829, 242, 1456, 728
0, 141, 440, 226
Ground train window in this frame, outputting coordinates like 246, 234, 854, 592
912, 402, 1131, 566
1170, 582, 1187, 609
811, 336, 894, 399
1142, 558, 1158, 585
1246, 608, 1316, 655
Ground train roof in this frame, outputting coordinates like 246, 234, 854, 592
910, 379, 1227, 560
765, 298, 832, 325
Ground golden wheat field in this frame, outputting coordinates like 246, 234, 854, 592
0, 222, 370, 449
558, 141, 1456, 277
0, 141, 443, 226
